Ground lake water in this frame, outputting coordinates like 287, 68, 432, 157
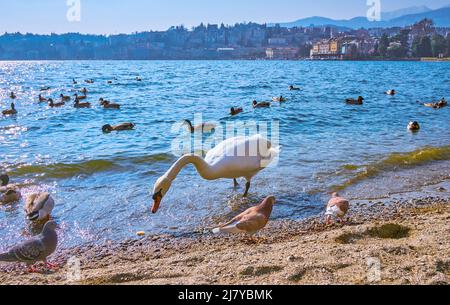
0, 60, 449, 248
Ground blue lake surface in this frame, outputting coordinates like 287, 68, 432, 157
0, 60, 449, 248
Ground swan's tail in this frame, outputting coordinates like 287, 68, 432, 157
212, 227, 221, 234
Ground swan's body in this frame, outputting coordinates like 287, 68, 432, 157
151, 135, 280, 213
25, 193, 55, 222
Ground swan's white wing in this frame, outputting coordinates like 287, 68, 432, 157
204, 135, 279, 179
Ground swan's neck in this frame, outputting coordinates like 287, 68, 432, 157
166, 154, 215, 181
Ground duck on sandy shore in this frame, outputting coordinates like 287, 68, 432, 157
230, 107, 243, 116
408, 121, 420, 131
325, 193, 350, 225
346, 96, 364, 105
212, 195, 276, 239
182, 119, 216, 133
252, 100, 271, 108
74, 99, 91, 108
289, 85, 301, 91
102, 123, 135, 133
2, 103, 17, 115
99, 98, 121, 109
48, 99, 65, 108
25, 193, 55, 223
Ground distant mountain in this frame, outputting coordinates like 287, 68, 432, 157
381, 6, 431, 21
269, 6, 450, 29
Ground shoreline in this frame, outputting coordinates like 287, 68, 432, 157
0, 180, 448, 285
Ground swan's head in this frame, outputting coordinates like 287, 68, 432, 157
151, 176, 172, 214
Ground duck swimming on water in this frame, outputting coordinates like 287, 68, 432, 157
102, 123, 135, 133
10, 92, 16, 99
48, 99, 65, 108
385, 89, 396, 95
38, 94, 48, 102
252, 100, 271, 108
2, 103, 17, 115
289, 85, 301, 91
272, 96, 286, 102
346, 96, 364, 105
182, 119, 216, 133
99, 98, 121, 109
74, 99, 91, 108
408, 121, 420, 131
230, 107, 243, 116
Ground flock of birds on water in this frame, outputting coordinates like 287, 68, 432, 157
0, 75, 448, 274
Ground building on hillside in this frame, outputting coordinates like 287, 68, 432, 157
310, 39, 341, 59
266, 47, 299, 59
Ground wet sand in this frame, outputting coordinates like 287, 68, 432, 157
0, 182, 449, 285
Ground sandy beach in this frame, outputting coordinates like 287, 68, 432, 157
1, 181, 448, 285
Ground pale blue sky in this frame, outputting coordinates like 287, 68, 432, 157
0, 0, 449, 34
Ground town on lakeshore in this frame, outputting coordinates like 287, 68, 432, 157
1, 17, 449, 61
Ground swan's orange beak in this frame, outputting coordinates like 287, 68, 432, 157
152, 194, 162, 214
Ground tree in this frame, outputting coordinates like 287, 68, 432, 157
413, 36, 432, 57
431, 34, 446, 57
378, 33, 389, 57
387, 43, 407, 58
446, 34, 450, 57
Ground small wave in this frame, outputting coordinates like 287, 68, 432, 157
334, 145, 450, 191
6, 152, 175, 180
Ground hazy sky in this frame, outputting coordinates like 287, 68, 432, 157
0, 0, 449, 34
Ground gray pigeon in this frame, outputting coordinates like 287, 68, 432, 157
0, 221, 58, 272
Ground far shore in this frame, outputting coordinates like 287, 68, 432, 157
0, 181, 448, 285
1, 57, 449, 62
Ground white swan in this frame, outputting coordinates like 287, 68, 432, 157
151, 134, 280, 214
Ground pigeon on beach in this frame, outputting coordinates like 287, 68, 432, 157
213, 196, 276, 237
0, 221, 58, 272
325, 193, 350, 225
